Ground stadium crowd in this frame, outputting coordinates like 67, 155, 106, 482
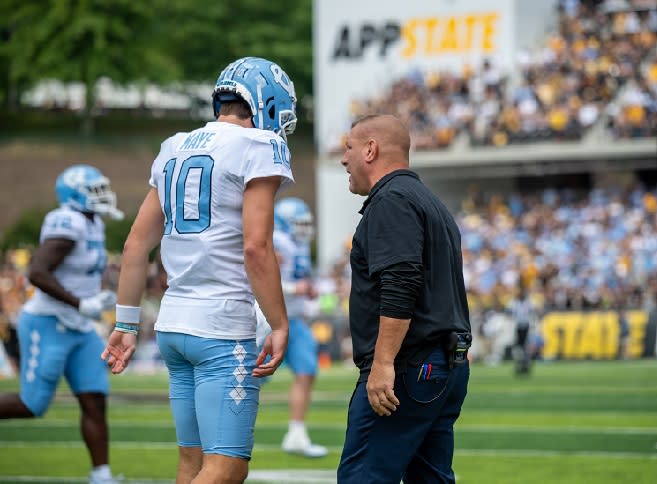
341, 0, 657, 151
2, 183, 656, 370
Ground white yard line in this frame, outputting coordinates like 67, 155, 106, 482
1, 441, 656, 459
2, 420, 657, 434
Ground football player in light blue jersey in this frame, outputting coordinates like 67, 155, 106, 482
101, 56, 296, 484
272, 197, 328, 458
0, 164, 123, 484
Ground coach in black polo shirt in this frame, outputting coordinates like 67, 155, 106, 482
337, 114, 471, 484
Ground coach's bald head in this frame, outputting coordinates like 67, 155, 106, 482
340, 114, 411, 195
352, 114, 411, 166
341, 114, 411, 195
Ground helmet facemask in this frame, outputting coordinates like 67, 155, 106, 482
291, 214, 315, 244
278, 109, 297, 141
84, 178, 124, 220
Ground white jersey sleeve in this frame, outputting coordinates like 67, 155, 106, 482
243, 131, 294, 189
150, 121, 294, 339
40, 207, 86, 241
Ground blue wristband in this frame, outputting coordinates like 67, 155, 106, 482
115, 322, 139, 334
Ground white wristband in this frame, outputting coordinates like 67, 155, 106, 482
115, 304, 141, 325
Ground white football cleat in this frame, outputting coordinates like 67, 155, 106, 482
282, 429, 328, 458
89, 472, 123, 484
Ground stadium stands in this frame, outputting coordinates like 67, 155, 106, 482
341, 0, 657, 150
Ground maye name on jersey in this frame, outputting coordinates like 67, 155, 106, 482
175, 124, 291, 169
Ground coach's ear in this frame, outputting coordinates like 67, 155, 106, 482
363, 138, 378, 162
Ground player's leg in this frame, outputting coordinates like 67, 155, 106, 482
282, 319, 327, 457
193, 454, 248, 484
66, 328, 117, 483
0, 313, 66, 419
0, 318, 32, 416
179, 447, 203, 484
2, 322, 20, 375
190, 336, 260, 483
76, 392, 109, 465
67, 329, 110, 465
156, 331, 203, 483
0, 392, 32, 417
289, 373, 314, 422
515, 326, 530, 374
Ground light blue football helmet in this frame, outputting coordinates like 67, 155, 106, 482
55, 164, 124, 220
275, 197, 314, 243
212, 57, 297, 140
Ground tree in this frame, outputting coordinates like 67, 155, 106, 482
0, 207, 49, 252
0, 0, 179, 133
164, 0, 313, 118
0, 0, 314, 128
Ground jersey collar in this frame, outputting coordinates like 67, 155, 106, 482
359, 169, 418, 214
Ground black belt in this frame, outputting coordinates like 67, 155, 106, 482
398, 331, 472, 370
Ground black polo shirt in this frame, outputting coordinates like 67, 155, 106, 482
349, 169, 470, 374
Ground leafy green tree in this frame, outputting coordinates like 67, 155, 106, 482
164, 0, 313, 117
104, 216, 134, 254
0, 207, 51, 251
0, 0, 314, 127
0, 0, 179, 133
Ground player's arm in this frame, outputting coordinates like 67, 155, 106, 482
28, 237, 116, 319
28, 237, 115, 318
27, 238, 77, 307
273, 238, 314, 297
243, 175, 289, 377
116, 188, 164, 306
102, 188, 164, 374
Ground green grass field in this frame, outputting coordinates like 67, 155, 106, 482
1, 359, 656, 483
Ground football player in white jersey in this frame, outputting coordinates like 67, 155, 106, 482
0, 164, 122, 484
101, 56, 296, 484
272, 197, 328, 458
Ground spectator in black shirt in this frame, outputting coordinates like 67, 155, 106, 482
337, 114, 471, 484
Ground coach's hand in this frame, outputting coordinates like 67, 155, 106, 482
367, 361, 400, 416
253, 327, 288, 377
101, 330, 137, 374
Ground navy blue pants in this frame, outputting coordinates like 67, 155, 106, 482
337, 347, 470, 484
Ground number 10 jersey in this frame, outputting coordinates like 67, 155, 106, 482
149, 121, 294, 339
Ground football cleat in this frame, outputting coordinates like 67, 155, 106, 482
282, 428, 328, 458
